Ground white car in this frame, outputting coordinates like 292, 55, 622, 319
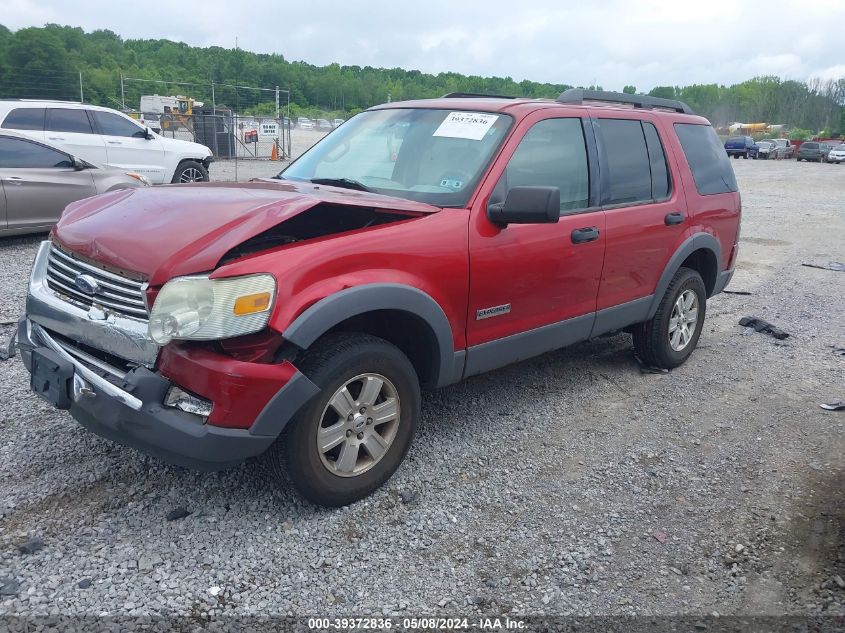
827, 144, 845, 164
0, 101, 213, 184
296, 117, 315, 130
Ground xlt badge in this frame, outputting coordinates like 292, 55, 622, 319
476, 304, 511, 320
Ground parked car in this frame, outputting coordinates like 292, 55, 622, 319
0, 100, 214, 183
315, 119, 332, 131
772, 138, 793, 158
827, 144, 845, 164
0, 130, 149, 237
332, 118, 345, 128
296, 117, 315, 130
15, 89, 740, 506
724, 135, 758, 159
821, 142, 840, 163
756, 140, 779, 159
796, 141, 826, 162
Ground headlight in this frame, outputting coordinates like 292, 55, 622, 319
148, 274, 276, 345
126, 172, 151, 186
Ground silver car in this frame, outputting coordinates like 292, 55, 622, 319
0, 130, 149, 237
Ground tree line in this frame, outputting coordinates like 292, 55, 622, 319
0, 24, 842, 133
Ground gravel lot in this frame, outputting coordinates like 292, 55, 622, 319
0, 158, 843, 621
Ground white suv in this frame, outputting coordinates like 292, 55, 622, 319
0, 101, 213, 184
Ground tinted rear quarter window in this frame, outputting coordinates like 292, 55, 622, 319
2, 108, 46, 131
674, 123, 738, 195
642, 122, 670, 200
46, 108, 94, 134
596, 118, 652, 204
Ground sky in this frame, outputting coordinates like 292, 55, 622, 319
6, 0, 845, 91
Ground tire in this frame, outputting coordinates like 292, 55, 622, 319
632, 267, 706, 370
743, 151, 748, 159
269, 333, 420, 507
171, 160, 209, 183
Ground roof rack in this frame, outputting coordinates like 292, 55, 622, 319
556, 89, 695, 115
441, 92, 519, 99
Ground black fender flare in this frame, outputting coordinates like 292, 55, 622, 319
647, 233, 721, 319
281, 283, 459, 388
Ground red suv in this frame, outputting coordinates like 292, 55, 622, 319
15, 90, 740, 506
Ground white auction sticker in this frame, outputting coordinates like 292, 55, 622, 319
433, 112, 500, 141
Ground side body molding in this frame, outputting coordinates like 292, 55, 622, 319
281, 284, 461, 388
647, 232, 721, 319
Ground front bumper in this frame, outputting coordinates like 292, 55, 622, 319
17, 319, 319, 470
18, 241, 319, 470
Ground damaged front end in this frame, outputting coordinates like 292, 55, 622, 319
16, 186, 434, 470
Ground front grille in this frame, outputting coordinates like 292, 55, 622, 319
46, 245, 149, 320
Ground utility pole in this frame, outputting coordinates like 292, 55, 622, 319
275, 86, 280, 120
120, 73, 125, 110
79, 72, 84, 103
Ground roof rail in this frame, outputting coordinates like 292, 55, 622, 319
440, 92, 518, 99
556, 89, 695, 115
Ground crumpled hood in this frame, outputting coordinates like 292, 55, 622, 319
53, 179, 440, 286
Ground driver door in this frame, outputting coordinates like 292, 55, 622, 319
465, 115, 606, 375
90, 110, 167, 184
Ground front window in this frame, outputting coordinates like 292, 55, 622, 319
281, 108, 513, 207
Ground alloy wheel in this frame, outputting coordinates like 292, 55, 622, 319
668, 289, 699, 352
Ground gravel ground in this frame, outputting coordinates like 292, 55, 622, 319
0, 158, 843, 621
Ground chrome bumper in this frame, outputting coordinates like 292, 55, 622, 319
20, 320, 143, 410
26, 241, 158, 367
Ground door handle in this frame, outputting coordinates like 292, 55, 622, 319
571, 227, 600, 244
107, 140, 122, 145
664, 212, 684, 226
48, 137, 65, 141
5, 176, 23, 185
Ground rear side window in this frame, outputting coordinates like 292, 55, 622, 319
46, 108, 94, 134
92, 111, 146, 138
1, 108, 46, 131
642, 122, 670, 200
0, 136, 73, 168
674, 123, 738, 195
595, 118, 652, 205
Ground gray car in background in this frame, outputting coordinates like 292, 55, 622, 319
0, 130, 149, 237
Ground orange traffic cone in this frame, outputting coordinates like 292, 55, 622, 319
271, 143, 278, 161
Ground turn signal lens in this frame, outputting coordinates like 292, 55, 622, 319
233, 292, 271, 316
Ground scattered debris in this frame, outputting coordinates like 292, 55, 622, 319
77, 578, 93, 589
165, 506, 191, 521
735, 543, 745, 554
399, 490, 419, 505
0, 576, 19, 597
722, 290, 753, 295
16, 537, 44, 555
834, 575, 845, 589
0, 333, 16, 361
820, 401, 845, 411
801, 262, 845, 272
208, 586, 222, 596
653, 531, 668, 544
830, 346, 845, 356
739, 316, 790, 340
635, 355, 670, 374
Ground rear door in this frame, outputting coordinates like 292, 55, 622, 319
90, 110, 167, 183
591, 113, 685, 321
0, 135, 97, 230
45, 108, 108, 165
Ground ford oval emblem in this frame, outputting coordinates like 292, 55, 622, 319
73, 274, 101, 296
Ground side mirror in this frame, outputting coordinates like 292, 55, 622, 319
144, 127, 154, 140
70, 155, 84, 171
487, 186, 560, 226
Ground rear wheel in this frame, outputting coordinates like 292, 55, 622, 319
632, 267, 706, 370
269, 333, 420, 507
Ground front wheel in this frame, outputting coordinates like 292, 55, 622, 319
269, 333, 420, 507
632, 267, 706, 369
171, 160, 210, 183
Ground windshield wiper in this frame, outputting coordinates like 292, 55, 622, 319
309, 177, 374, 192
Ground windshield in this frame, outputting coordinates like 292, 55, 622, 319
281, 108, 513, 207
